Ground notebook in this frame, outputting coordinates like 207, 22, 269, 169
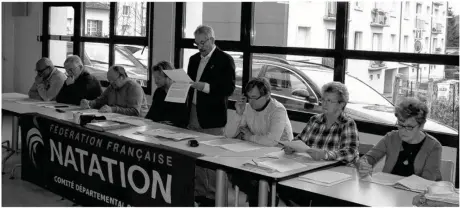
393, 174, 436, 193
85, 121, 133, 131
255, 158, 307, 173
298, 170, 352, 186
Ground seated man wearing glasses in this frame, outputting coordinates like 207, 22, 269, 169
224, 77, 293, 145
357, 97, 442, 181
223, 77, 293, 206
55, 55, 102, 105
80, 65, 149, 117
28, 57, 66, 101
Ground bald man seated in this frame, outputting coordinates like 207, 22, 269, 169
55, 55, 102, 105
28, 57, 66, 101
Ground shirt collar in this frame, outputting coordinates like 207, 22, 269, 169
201, 45, 216, 60
318, 112, 348, 125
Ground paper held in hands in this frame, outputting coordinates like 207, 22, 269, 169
278, 140, 311, 152
163, 69, 193, 103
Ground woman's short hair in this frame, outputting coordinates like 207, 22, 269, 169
244, 77, 271, 97
111, 65, 128, 78
194, 25, 215, 39
321, 81, 349, 103
152, 61, 174, 72
395, 97, 429, 125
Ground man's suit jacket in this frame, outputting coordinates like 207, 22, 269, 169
187, 47, 236, 129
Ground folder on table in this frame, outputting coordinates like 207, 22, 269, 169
298, 170, 352, 186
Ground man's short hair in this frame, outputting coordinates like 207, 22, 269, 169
36, 57, 55, 71
244, 77, 271, 97
64, 55, 83, 67
111, 65, 128, 78
194, 25, 215, 39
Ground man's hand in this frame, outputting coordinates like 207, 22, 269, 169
35, 76, 43, 84
305, 148, 327, 160
190, 82, 206, 91
37, 83, 46, 91
80, 99, 90, 109
235, 96, 246, 115
99, 105, 113, 113
65, 76, 75, 85
357, 157, 373, 178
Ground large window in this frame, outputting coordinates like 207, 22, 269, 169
175, 1, 458, 185
43, 2, 152, 93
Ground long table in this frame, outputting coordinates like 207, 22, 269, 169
2, 93, 422, 207
278, 166, 418, 207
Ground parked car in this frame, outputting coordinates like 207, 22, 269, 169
232, 54, 458, 135
67, 43, 148, 87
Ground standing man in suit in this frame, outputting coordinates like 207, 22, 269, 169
187, 25, 236, 136
187, 25, 236, 205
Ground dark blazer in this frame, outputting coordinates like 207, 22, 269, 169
187, 47, 236, 129
145, 87, 189, 128
56, 70, 102, 105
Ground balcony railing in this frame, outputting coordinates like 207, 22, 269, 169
324, 2, 337, 21
432, 23, 443, 34
370, 9, 389, 27
435, 47, 442, 54
369, 61, 387, 70
415, 17, 425, 30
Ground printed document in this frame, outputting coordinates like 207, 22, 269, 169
200, 138, 243, 146
279, 140, 311, 152
220, 141, 264, 152
256, 158, 307, 173
137, 128, 197, 141
361, 172, 404, 186
163, 69, 193, 103
298, 170, 352, 186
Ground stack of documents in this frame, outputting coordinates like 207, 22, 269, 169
255, 158, 307, 173
298, 170, 352, 186
85, 121, 133, 132
393, 174, 435, 193
200, 138, 264, 152
109, 116, 150, 126
137, 129, 197, 141
364, 172, 435, 193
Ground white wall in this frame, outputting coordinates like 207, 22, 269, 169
1, 2, 43, 94
2, 3, 15, 93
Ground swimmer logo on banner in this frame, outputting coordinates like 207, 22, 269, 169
20, 113, 197, 206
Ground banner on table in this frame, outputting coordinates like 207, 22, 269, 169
21, 113, 197, 206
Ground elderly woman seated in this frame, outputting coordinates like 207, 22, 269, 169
357, 97, 442, 181
278, 81, 360, 206
283, 81, 360, 164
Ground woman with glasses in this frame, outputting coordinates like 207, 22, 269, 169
283, 81, 359, 163
357, 97, 442, 181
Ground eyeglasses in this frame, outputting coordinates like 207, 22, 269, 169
396, 121, 418, 131
193, 38, 210, 47
36, 66, 50, 76
321, 98, 341, 104
246, 94, 264, 101
65, 67, 77, 77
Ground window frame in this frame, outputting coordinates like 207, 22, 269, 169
41, 2, 154, 94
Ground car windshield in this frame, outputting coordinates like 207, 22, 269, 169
298, 67, 393, 106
